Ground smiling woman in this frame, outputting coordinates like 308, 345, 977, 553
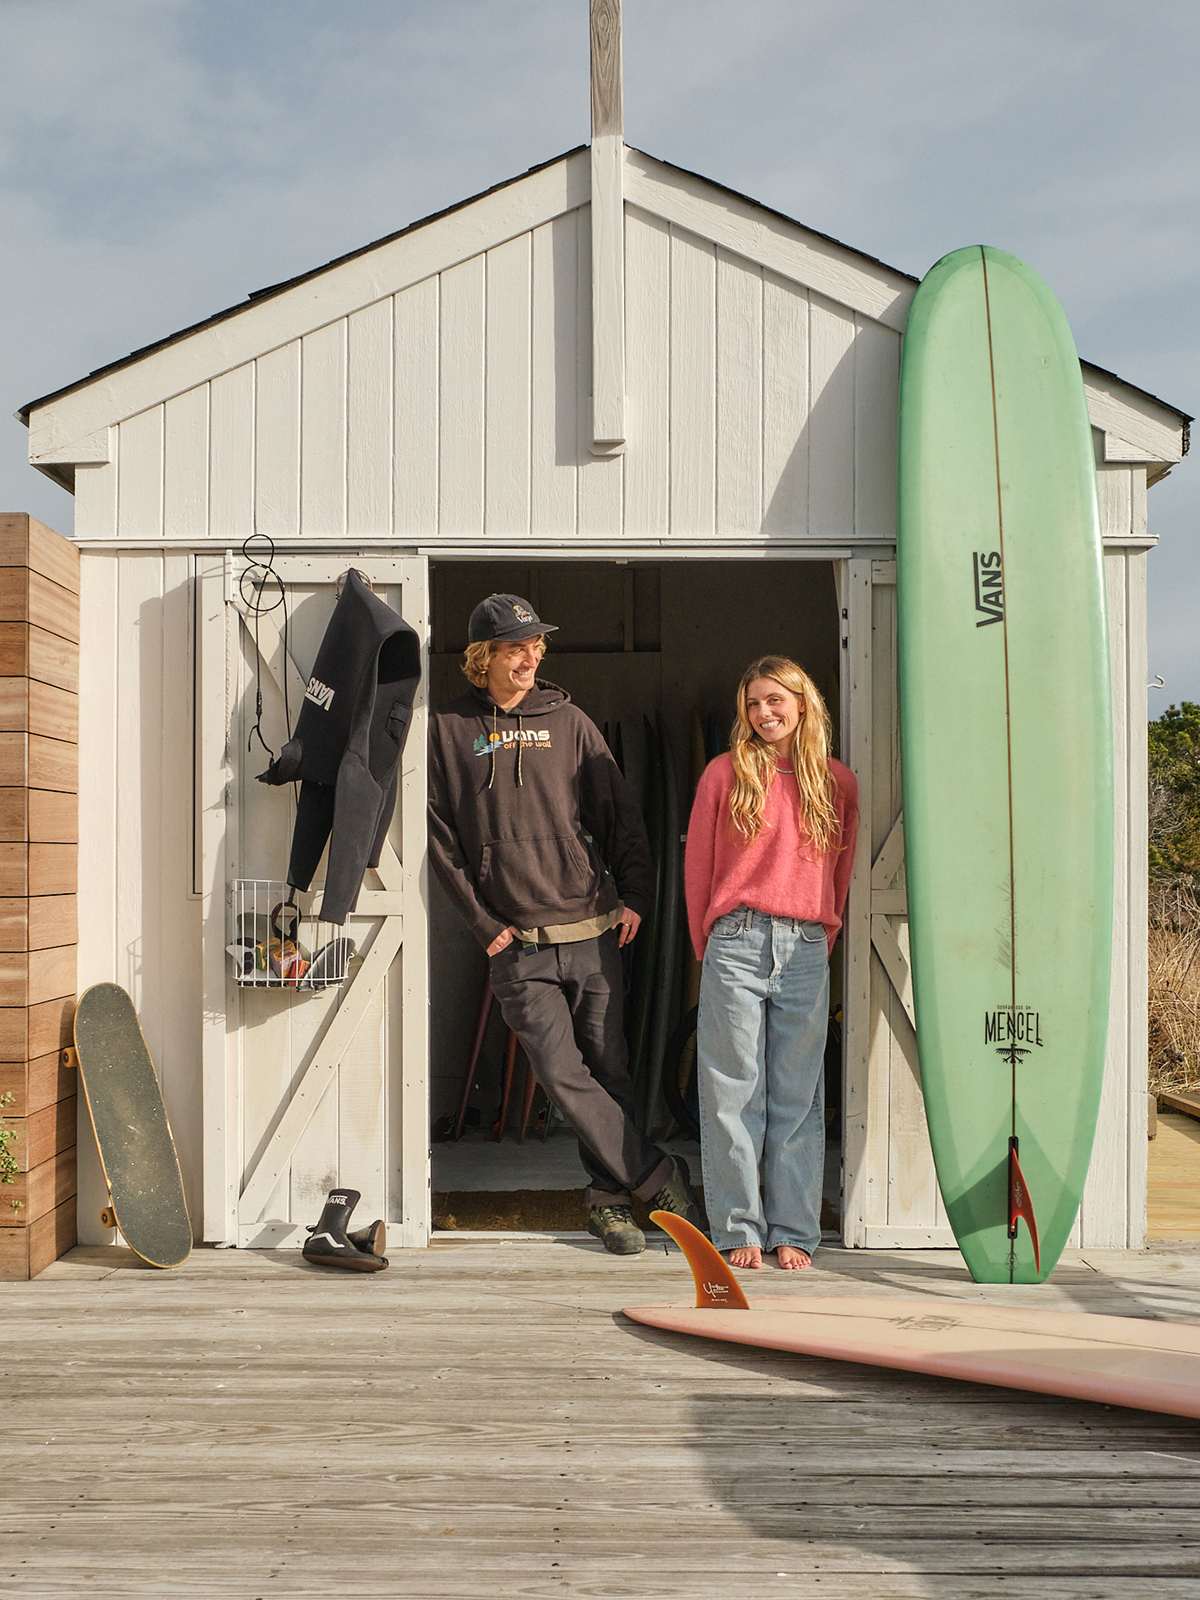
685, 656, 858, 1274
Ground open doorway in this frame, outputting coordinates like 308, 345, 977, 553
427, 557, 843, 1237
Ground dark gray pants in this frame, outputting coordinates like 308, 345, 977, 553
487, 929, 671, 1210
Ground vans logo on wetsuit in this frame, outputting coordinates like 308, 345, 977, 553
472, 730, 552, 754
305, 676, 336, 711
973, 552, 1004, 627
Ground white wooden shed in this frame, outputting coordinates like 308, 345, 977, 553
20, 12, 1189, 1256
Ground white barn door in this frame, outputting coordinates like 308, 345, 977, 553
839, 557, 954, 1247
197, 552, 429, 1249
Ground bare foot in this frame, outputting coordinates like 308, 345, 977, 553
727, 1245, 763, 1269
776, 1246, 812, 1270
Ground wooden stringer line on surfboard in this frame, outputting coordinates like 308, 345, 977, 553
980, 246, 1039, 1282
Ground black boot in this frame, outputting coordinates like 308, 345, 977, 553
349, 1220, 387, 1261
303, 1190, 388, 1273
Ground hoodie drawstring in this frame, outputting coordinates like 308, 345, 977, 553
487, 705, 526, 789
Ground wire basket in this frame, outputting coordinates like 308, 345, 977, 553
228, 880, 355, 991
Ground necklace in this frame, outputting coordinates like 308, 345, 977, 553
773, 763, 795, 774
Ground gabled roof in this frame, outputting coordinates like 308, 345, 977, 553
20, 143, 1190, 477
18, 147, 588, 424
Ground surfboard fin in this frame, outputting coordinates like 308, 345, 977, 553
1007, 1139, 1041, 1273
650, 1211, 750, 1310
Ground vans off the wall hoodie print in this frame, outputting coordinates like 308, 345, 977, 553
428, 681, 653, 951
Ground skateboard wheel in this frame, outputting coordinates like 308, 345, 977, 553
100, 1207, 116, 1229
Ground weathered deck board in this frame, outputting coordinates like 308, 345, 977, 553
4, 1240, 1200, 1596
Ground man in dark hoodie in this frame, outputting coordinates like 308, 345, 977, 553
428, 592, 705, 1255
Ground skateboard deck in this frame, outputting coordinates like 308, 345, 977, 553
623, 1216, 1200, 1423
74, 983, 192, 1268
897, 246, 1112, 1283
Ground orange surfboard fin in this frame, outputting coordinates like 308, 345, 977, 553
1007, 1139, 1041, 1273
650, 1211, 750, 1310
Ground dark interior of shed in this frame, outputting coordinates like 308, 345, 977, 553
427, 557, 843, 1235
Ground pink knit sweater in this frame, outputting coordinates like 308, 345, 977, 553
684, 755, 859, 959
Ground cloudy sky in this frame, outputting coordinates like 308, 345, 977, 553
3, 0, 1195, 707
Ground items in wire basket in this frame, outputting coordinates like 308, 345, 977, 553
228, 882, 355, 991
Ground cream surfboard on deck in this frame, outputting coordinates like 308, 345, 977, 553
622, 1217, 1200, 1423
896, 246, 1113, 1284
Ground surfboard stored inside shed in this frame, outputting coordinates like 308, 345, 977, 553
18, 0, 1190, 1262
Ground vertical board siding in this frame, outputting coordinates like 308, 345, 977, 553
1096, 462, 1134, 542
439, 255, 486, 537
1125, 548, 1149, 1249
394, 276, 440, 537
623, 208, 670, 538
76, 551, 202, 1238
854, 317, 900, 541
715, 249, 763, 534
300, 321, 348, 537
163, 388, 209, 540
530, 214, 580, 538
347, 300, 394, 535
116, 408, 164, 540
808, 296, 856, 540
1080, 547, 1136, 1248
157, 552, 202, 1197
255, 343, 301, 540
485, 234, 533, 538
75, 552, 119, 1242
91, 207, 888, 550
761, 273, 810, 536
74, 456, 118, 542
209, 364, 255, 541
668, 226, 716, 538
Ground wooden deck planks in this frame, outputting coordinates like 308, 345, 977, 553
4, 1240, 1200, 1596
1148, 1112, 1200, 1240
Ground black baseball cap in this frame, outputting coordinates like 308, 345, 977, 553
467, 593, 559, 644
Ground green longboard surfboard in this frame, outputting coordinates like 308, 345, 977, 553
897, 246, 1113, 1284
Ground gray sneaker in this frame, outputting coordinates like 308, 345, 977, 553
648, 1156, 709, 1236
587, 1204, 646, 1255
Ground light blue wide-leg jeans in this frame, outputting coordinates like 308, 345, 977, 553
696, 907, 829, 1255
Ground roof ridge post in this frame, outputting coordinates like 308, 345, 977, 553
590, 0, 625, 453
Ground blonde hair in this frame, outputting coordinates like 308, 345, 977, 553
461, 635, 547, 687
728, 656, 839, 854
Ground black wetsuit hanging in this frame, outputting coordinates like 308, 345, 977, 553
258, 569, 421, 923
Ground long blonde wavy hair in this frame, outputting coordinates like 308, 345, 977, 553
728, 656, 840, 854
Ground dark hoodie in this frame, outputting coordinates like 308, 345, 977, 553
428, 679, 653, 950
